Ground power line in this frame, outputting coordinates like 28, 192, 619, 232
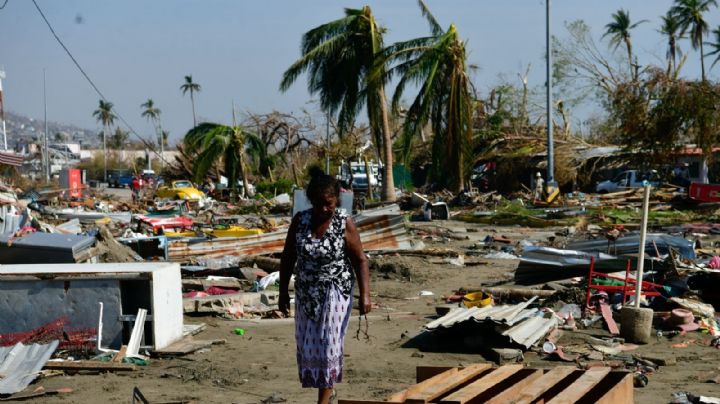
0, 0, 9, 10
30, 0, 170, 167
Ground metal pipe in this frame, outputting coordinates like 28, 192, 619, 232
634, 185, 651, 308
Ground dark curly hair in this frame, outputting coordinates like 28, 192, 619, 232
306, 166, 340, 204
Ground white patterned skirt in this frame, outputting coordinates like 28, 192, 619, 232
295, 284, 352, 388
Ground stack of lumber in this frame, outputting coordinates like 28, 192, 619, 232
339, 364, 632, 404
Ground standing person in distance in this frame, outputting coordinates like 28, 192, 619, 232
279, 166, 371, 404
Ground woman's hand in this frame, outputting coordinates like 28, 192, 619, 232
279, 291, 291, 317
359, 293, 372, 315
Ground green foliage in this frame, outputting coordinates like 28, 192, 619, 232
255, 179, 295, 197
603, 8, 647, 72
609, 68, 720, 163
183, 122, 260, 194
670, 0, 718, 80
280, 6, 385, 138
108, 127, 129, 149
378, 6, 474, 191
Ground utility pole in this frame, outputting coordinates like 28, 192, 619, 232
545, 0, 558, 200
43, 69, 50, 181
0, 69, 7, 150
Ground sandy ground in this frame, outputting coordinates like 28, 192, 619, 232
26, 208, 720, 403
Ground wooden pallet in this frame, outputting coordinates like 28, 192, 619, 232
338, 364, 632, 404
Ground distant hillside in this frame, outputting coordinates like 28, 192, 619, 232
3, 110, 97, 150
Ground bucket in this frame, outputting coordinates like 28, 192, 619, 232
462, 292, 492, 308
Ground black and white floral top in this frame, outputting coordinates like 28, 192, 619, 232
294, 208, 354, 321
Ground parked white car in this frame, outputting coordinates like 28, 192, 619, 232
595, 170, 660, 193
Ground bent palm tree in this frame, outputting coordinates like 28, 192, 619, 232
707, 26, 720, 69
671, 0, 718, 81
280, 6, 395, 201
375, 1, 473, 192
183, 122, 259, 198
603, 9, 647, 79
141, 99, 164, 169
92, 100, 116, 182
660, 12, 684, 74
180, 75, 201, 127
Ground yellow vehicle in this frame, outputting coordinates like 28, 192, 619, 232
203, 225, 263, 238
164, 225, 263, 238
155, 180, 205, 201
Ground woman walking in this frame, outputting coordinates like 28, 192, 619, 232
279, 167, 371, 404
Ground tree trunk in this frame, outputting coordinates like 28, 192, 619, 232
700, 40, 706, 81
103, 124, 108, 183
625, 39, 634, 81
190, 91, 197, 127
364, 157, 374, 200
290, 150, 300, 188
157, 120, 164, 171
378, 88, 396, 202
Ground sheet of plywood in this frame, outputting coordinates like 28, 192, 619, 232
405, 363, 492, 403
511, 366, 578, 404
440, 365, 524, 404
546, 367, 611, 404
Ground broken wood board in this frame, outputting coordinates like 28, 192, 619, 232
43, 361, 136, 372
153, 338, 223, 356
338, 364, 632, 404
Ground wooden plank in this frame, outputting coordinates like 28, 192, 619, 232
405, 364, 492, 403
485, 369, 543, 404
595, 373, 633, 404
440, 365, 524, 404
154, 338, 215, 356
546, 367, 611, 404
338, 401, 394, 404
511, 366, 577, 404
111, 345, 127, 363
386, 368, 459, 402
44, 361, 136, 372
416, 366, 456, 383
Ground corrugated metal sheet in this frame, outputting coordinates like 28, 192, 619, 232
167, 213, 415, 262
45, 208, 132, 224
0, 151, 24, 167
424, 297, 556, 349
0, 341, 59, 394
501, 315, 557, 349
425, 297, 539, 330
567, 233, 695, 260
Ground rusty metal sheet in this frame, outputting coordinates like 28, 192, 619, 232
167, 214, 414, 262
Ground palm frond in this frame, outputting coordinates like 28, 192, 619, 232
417, 0, 443, 36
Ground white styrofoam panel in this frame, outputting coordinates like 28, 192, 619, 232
150, 263, 183, 349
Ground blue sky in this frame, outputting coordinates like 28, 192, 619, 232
0, 0, 718, 144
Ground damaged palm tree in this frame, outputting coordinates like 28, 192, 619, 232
375, 0, 474, 192
183, 118, 260, 199
280, 5, 396, 202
